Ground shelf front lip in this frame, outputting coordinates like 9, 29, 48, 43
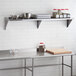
0, 52, 75, 61
8, 18, 73, 21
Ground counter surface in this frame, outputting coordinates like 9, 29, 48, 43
0, 49, 75, 60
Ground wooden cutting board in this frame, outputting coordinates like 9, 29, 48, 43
46, 48, 72, 55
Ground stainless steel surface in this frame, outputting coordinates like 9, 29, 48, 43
5, 18, 73, 30
0, 49, 75, 76
32, 58, 34, 76
71, 55, 73, 76
24, 59, 26, 76
62, 56, 64, 76
64, 64, 71, 67
26, 67, 32, 72
0, 49, 75, 60
0, 67, 25, 70
0, 63, 62, 70
26, 64, 62, 68
9, 18, 73, 21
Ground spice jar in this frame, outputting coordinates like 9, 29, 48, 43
53, 9, 62, 18
37, 42, 45, 53
67, 13, 70, 18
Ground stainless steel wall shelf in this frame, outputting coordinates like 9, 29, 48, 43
4, 18, 72, 30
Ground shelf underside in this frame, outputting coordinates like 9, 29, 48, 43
4, 18, 72, 29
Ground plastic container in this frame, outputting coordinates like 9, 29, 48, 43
9, 49, 18, 55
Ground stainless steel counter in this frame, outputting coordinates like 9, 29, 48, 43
0, 49, 75, 60
0, 49, 75, 76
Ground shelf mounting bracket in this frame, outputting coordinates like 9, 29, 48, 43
67, 19, 72, 27
37, 20, 41, 28
4, 17, 8, 30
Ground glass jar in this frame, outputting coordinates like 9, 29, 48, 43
37, 42, 45, 52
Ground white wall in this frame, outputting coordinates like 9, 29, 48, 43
0, 0, 76, 76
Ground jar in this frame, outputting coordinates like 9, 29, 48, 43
58, 10, 62, 15
67, 13, 70, 18
56, 13, 60, 18
37, 42, 45, 52
60, 14, 63, 18
53, 9, 62, 18
63, 13, 67, 18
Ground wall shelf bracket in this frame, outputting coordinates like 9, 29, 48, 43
37, 20, 41, 28
4, 17, 8, 30
67, 19, 72, 27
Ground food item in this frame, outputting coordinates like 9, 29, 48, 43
46, 48, 72, 55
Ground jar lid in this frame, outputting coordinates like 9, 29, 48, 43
40, 42, 44, 44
